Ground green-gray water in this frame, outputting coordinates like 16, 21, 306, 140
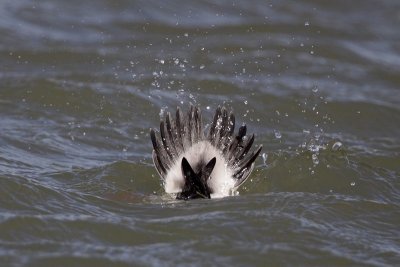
1, 1, 400, 266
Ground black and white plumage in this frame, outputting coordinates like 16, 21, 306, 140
150, 105, 262, 200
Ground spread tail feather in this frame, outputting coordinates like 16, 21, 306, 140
206, 106, 262, 187
151, 105, 262, 189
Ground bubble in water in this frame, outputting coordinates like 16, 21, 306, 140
332, 141, 343, 151
304, 21, 310, 26
312, 86, 318, 93
206, 106, 210, 110
199, 65, 205, 69
350, 182, 356, 186
274, 130, 282, 139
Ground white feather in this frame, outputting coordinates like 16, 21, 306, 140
164, 141, 236, 198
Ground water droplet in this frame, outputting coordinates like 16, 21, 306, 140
159, 59, 165, 64
350, 182, 356, 186
304, 21, 310, 26
312, 154, 319, 165
244, 100, 248, 105
312, 86, 318, 93
199, 64, 205, 69
206, 106, 210, 110
274, 130, 282, 139
262, 153, 268, 165
159, 107, 167, 117
332, 141, 343, 151
308, 144, 319, 153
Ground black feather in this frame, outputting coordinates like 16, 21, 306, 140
208, 106, 221, 145
235, 134, 255, 161
178, 157, 211, 199
165, 112, 178, 157
202, 157, 216, 181
175, 107, 185, 151
233, 145, 263, 187
160, 121, 174, 161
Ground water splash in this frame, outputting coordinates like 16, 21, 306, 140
274, 130, 282, 139
262, 153, 268, 166
332, 141, 343, 151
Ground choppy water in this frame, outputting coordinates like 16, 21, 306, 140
1, 0, 400, 266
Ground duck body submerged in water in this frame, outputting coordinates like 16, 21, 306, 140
150, 105, 262, 200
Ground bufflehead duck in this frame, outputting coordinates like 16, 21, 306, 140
150, 105, 262, 200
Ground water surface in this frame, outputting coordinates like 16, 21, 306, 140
1, 1, 400, 266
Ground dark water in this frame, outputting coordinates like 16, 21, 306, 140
1, 0, 400, 266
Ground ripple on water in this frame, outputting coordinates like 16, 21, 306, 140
1, 0, 400, 266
